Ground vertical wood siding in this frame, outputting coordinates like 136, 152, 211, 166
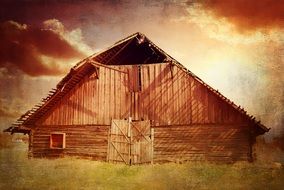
38, 63, 246, 127
137, 63, 246, 126
39, 66, 130, 125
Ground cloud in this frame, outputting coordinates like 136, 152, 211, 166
0, 98, 21, 118
0, 108, 19, 118
0, 20, 91, 76
195, 0, 284, 32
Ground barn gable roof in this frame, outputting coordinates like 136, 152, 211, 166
4, 32, 269, 135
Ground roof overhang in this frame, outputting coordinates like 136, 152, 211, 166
4, 125, 31, 134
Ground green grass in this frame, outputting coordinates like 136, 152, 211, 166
1, 142, 284, 190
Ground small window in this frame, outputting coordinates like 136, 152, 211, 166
50, 133, 66, 149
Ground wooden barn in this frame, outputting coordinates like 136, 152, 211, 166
5, 32, 269, 164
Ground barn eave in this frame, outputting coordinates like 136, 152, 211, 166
3, 125, 31, 134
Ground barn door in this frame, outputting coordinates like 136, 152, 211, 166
107, 119, 153, 165
131, 120, 153, 164
107, 119, 130, 164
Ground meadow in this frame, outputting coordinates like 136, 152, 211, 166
1, 134, 284, 190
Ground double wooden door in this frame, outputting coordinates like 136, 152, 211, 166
107, 119, 154, 165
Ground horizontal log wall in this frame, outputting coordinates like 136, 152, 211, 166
31, 125, 109, 159
153, 124, 252, 163
30, 124, 252, 163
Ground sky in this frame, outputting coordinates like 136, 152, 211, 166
0, 0, 283, 139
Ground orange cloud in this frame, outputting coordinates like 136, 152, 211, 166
196, 0, 284, 32
0, 20, 88, 76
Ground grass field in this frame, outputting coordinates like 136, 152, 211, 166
1, 134, 284, 190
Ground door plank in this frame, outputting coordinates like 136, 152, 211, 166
108, 119, 153, 165
110, 141, 128, 164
